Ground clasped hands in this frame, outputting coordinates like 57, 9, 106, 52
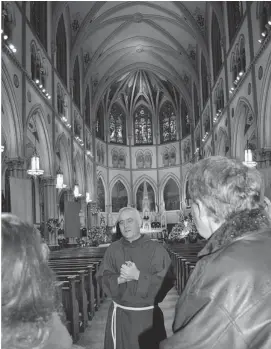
118, 261, 140, 284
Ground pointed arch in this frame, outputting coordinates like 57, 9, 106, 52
111, 180, 129, 213
216, 127, 229, 156
56, 14, 67, 85
1, 61, 23, 158
109, 175, 131, 206
181, 164, 193, 209
133, 175, 157, 211
232, 98, 256, 160
96, 174, 106, 212
25, 104, 53, 175
159, 173, 181, 210
259, 51, 271, 149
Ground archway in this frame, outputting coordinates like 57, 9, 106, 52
111, 180, 128, 212
136, 181, 155, 212
163, 178, 180, 211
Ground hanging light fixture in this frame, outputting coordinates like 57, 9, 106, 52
27, 149, 44, 177
243, 141, 257, 168
74, 182, 82, 198
56, 167, 66, 189
86, 192, 92, 203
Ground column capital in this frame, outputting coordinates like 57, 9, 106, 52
5, 157, 25, 170
42, 176, 55, 186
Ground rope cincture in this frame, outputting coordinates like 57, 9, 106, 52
111, 301, 154, 349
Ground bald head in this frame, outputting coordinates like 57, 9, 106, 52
117, 207, 142, 242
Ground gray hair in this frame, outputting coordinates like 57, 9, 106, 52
188, 156, 264, 222
117, 207, 142, 226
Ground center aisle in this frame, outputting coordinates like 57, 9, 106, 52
77, 288, 179, 349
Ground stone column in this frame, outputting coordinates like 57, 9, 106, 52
42, 176, 57, 244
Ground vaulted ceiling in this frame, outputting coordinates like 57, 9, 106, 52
54, 1, 210, 109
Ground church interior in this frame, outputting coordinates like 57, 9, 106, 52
1, 1, 271, 347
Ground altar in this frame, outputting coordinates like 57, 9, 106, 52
140, 228, 165, 240
139, 181, 167, 240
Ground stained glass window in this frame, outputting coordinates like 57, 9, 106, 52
96, 103, 104, 140
73, 56, 81, 110
227, 2, 243, 44
109, 103, 126, 144
134, 106, 152, 145
164, 179, 180, 211
56, 15, 67, 86
211, 12, 222, 82
181, 99, 190, 139
30, 2, 47, 50
160, 101, 177, 143
97, 178, 105, 212
201, 53, 209, 106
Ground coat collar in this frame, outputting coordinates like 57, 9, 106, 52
198, 209, 271, 258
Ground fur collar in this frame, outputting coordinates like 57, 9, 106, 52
198, 209, 271, 258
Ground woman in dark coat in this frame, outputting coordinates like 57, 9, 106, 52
160, 156, 271, 349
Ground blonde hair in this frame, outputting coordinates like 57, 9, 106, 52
188, 156, 264, 222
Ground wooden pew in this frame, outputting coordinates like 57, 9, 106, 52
54, 276, 80, 342
51, 264, 95, 319
49, 259, 103, 308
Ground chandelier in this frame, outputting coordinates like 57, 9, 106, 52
243, 141, 257, 168
56, 167, 67, 189
74, 182, 82, 198
27, 149, 44, 177
86, 192, 92, 203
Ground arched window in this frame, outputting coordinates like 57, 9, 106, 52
164, 178, 180, 211
97, 178, 105, 212
181, 99, 190, 138
227, 2, 243, 44
259, 2, 271, 35
30, 1, 47, 50
240, 38, 246, 72
57, 84, 62, 115
211, 12, 223, 82
73, 56, 81, 110
159, 101, 177, 143
231, 53, 238, 83
109, 103, 126, 144
2, 2, 14, 40
112, 181, 128, 212
136, 182, 155, 212
96, 103, 104, 140
201, 53, 209, 107
193, 83, 200, 125
134, 105, 152, 145
56, 15, 67, 86
85, 85, 90, 129
31, 44, 36, 81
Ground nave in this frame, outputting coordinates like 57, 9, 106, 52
77, 289, 179, 349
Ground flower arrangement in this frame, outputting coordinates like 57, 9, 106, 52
167, 213, 199, 243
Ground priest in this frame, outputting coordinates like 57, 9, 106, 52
98, 207, 174, 349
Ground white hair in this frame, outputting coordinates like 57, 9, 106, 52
117, 207, 142, 226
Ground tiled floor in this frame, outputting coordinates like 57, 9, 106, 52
77, 288, 179, 349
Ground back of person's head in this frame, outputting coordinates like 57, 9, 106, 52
188, 156, 265, 223
1, 214, 58, 349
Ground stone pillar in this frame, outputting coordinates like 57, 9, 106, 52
42, 176, 57, 243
